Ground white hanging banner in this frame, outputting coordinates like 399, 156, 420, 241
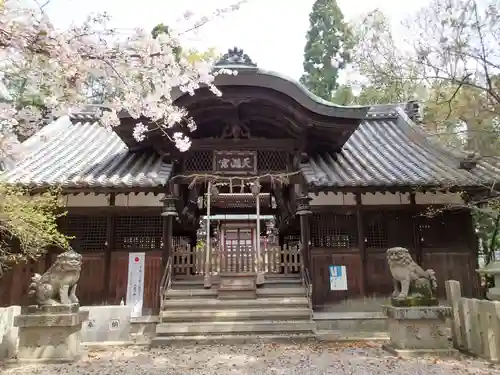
329, 265, 348, 291
126, 252, 145, 318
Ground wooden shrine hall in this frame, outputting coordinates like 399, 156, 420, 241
1, 47, 499, 311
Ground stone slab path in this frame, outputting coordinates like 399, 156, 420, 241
1, 342, 499, 375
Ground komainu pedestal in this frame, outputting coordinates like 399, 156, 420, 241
383, 247, 456, 357
14, 304, 89, 363
382, 305, 455, 357
13, 248, 88, 363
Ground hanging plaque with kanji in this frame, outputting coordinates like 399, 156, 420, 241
214, 151, 257, 175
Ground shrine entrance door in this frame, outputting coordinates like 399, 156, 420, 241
219, 223, 256, 274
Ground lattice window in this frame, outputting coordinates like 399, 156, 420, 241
311, 213, 358, 248
184, 151, 213, 171
258, 151, 288, 171
386, 212, 415, 248
419, 211, 470, 248
60, 215, 107, 252
115, 216, 162, 250
365, 213, 389, 248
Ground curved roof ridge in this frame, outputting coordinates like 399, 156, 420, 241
213, 47, 369, 118
171, 68, 370, 119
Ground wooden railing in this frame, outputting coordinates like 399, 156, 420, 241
172, 243, 301, 278
159, 256, 172, 309
262, 244, 301, 275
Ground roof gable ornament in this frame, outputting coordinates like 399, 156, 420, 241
215, 47, 257, 68
459, 152, 479, 171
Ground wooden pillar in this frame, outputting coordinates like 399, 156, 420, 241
297, 195, 312, 272
104, 193, 115, 303
410, 193, 423, 264
162, 215, 173, 269
161, 193, 177, 270
356, 193, 367, 296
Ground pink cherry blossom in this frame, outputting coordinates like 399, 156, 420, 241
0, 0, 243, 155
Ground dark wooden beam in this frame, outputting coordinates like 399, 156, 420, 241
189, 138, 299, 151
355, 193, 367, 296
59, 187, 166, 195
308, 185, 489, 195
104, 193, 116, 302
62, 206, 162, 216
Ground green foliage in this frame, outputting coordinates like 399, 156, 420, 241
0, 184, 70, 277
300, 0, 352, 100
350, 9, 425, 105
151, 23, 171, 39
151, 23, 220, 65
151, 23, 182, 59
474, 207, 500, 263
350, 1, 500, 268
185, 47, 220, 64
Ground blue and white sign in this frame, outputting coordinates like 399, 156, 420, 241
329, 265, 348, 291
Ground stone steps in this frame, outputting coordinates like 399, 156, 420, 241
170, 276, 302, 290
161, 297, 309, 310
256, 287, 305, 298
155, 320, 316, 336
156, 276, 313, 344
165, 287, 305, 299
166, 289, 218, 299
160, 308, 312, 322
150, 333, 316, 346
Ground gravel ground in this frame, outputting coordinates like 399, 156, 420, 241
1, 341, 500, 375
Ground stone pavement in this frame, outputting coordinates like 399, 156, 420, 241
1, 341, 499, 375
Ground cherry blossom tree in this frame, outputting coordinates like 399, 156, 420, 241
0, 0, 244, 155
0, 0, 244, 274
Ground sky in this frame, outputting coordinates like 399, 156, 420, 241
45, 0, 432, 81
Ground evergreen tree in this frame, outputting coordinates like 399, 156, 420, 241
300, 0, 351, 101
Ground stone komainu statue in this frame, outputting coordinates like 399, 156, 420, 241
28, 248, 83, 306
386, 247, 438, 305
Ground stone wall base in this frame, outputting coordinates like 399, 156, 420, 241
383, 344, 459, 358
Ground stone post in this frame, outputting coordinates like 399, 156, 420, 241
14, 304, 88, 363
476, 261, 500, 300
445, 280, 464, 350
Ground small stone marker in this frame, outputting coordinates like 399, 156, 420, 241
80, 306, 132, 343
109, 319, 120, 330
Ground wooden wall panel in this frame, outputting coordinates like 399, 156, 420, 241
144, 250, 162, 311
109, 251, 129, 305
0, 258, 46, 306
76, 252, 106, 306
365, 250, 392, 296
310, 248, 362, 308
422, 249, 480, 298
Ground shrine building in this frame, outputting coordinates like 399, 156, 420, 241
0, 48, 497, 312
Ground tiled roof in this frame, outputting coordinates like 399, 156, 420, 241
301, 107, 500, 188
2, 115, 172, 188
3, 104, 499, 191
